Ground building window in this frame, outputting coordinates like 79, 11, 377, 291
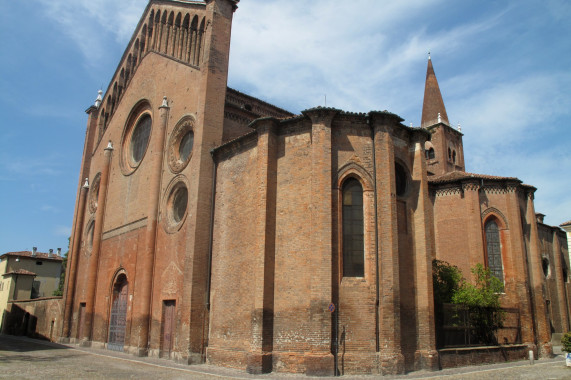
130, 113, 152, 164
179, 131, 194, 163
120, 102, 153, 175
395, 162, 408, 197
167, 116, 195, 173
485, 220, 504, 283
342, 178, 364, 277
542, 257, 550, 278
426, 148, 435, 160
172, 185, 188, 223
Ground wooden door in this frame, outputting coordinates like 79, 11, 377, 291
108, 276, 128, 351
160, 300, 176, 358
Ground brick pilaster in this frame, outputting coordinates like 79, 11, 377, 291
131, 98, 170, 356
370, 112, 404, 375
82, 141, 113, 344
525, 191, 553, 357
410, 136, 439, 370
246, 118, 279, 374
62, 181, 89, 339
302, 107, 338, 376
506, 191, 536, 345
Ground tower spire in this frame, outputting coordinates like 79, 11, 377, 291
421, 54, 449, 127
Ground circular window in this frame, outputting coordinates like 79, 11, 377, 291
168, 117, 195, 173
120, 102, 153, 175
172, 186, 188, 223
395, 162, 408, 197
179, 131, 194, 162
88, 173, 101, 214
130, 114, 152, 165
163, 177, 189, 233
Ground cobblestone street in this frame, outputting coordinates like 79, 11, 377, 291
1, 335, 570, 379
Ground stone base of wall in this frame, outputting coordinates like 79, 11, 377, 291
438, 344, 529, 369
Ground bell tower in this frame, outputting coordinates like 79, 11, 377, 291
421, 54, 465, 176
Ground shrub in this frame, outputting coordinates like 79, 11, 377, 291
562, 331, 571, 353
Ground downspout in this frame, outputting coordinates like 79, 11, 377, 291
369, 117, 381, 352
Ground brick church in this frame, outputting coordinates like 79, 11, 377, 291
61, 0, 570, 375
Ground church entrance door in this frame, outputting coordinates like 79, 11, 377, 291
160, 300, 176, 358
108, 274, 128, 351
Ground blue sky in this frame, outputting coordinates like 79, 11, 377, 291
1, 0, 570, 254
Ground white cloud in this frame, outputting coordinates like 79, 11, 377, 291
229, 0, 503, 115
35, 0, 147, 64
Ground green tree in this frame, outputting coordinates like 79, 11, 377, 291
432, 259, 462, 305
52, 238, 69, 297
452, 263, 505, 345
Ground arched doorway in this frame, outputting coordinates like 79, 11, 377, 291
108, 274, 128, 351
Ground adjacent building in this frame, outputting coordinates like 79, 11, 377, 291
0, 248, 63, 331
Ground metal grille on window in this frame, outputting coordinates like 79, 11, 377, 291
342, 178, 364, 277
485, 220, 504, 282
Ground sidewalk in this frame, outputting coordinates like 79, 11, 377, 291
1, 334, 569, 379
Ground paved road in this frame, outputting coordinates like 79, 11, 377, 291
1, 334, 570, 379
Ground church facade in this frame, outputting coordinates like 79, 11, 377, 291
61, 0, 570, 375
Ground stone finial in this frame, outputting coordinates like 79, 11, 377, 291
83, 178, 90, 188
161, 96, 169, 108
458, 123, 462, 132
437, 113, 441, 123
105, 141, 114, 151
428, 51, 431, 60
94, 90, 103, 108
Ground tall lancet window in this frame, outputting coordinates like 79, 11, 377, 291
342, 178, 364, 277
485, 220, 504, 283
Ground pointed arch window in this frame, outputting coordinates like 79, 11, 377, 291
485, 220, 504, 283
342, 178, 364, 277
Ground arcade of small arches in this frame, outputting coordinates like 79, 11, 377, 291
97, 6, 208, 143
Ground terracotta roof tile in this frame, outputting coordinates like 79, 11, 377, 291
560, 220, 571, 227
3, 269, 37, 276
1, 251, 63, 261
428, 171, 521, 184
